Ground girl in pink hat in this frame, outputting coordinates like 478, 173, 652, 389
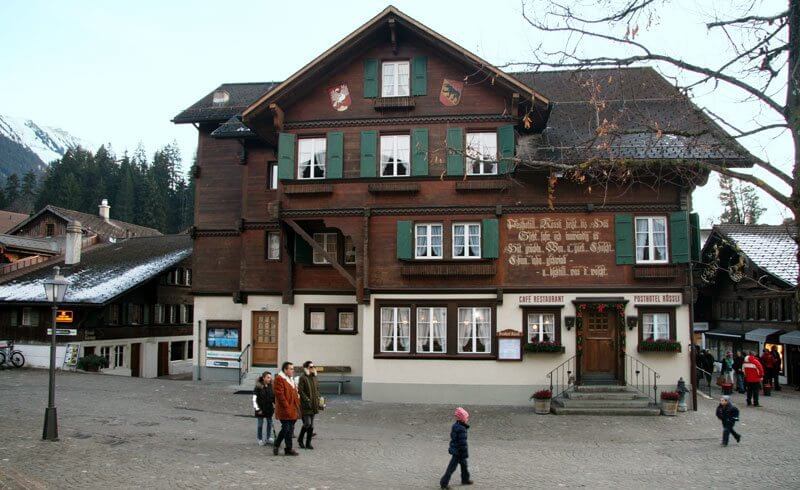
440, 407, 473, 489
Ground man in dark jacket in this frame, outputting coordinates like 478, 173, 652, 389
716, 395, 741, 446
733, 351, 745, 393
699, 350, 714, 386
297, 360, 321, 450
770, 346, 782, 391
440, 407, 473, 489
252, 371, 275, 446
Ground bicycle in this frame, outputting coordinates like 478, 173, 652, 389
0, 340, 25, 368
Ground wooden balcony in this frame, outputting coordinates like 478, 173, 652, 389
373, 96, 415, 111
368, 182, 420, 194
633, 265, 681, 279
400, 261, 496, 277
283, 183, 334, 195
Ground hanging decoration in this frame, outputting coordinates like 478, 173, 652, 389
439, 78, 463, 106
328, 83, 351, 111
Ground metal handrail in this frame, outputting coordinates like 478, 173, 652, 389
696, 366, 733, 397
623, 353, 661, 404
545, 355, 577, 399
238, 344, 251, 385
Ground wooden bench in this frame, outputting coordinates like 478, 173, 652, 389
294, 365, 352, 395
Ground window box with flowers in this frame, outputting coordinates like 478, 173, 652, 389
638, 339, 682, 353
522, 307, 564, 354
637, 308, 678, 353
524, 341, 565, 353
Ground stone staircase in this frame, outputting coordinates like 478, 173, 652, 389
551, 385, 661, 416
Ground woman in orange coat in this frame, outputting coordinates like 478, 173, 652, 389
273, 361, 301, 456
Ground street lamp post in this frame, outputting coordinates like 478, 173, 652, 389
42, 266, 68, 441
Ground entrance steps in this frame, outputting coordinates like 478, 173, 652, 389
551, 385, 660, 416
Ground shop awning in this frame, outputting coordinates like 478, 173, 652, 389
693, 322, 709, 332
779, 330, 800, 346
744, 328, 784, 343
704, 329, 744, 339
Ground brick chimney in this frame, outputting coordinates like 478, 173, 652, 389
98, 199, 110, 221
64, 221, 82, 265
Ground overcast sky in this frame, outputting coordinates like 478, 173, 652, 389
0, 0, 791, 226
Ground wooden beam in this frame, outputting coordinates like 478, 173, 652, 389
269, 103, 284, 132
388, 17, 398, 54
284, 219, 357, 288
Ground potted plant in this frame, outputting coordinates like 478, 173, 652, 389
77, 354, 109, 372
660, 391, 680, 416
531, 389, 552, 414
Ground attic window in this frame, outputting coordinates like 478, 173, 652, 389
212, 90, 230, 106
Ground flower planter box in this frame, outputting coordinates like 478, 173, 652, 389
524, 343, 565, 354
533, 398, 551, 414
637, 341, 682, 353
661, 399, 679, 416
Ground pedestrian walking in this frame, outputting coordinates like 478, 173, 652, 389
760, 348, 776, 395
699, 349, 714, 386
297, 360, 321, 450
716, 395, 741, 446
440, 407, 473, 489
770, 345, 782, 391
733, 351, 745, 394
252, 371, 275, 446
273, 361, 301, 456
743, 352, 764, 407
721, 352, 734, 384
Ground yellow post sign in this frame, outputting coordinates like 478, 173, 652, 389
56, 310, 73, 323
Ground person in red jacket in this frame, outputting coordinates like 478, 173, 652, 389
743, 352, 764, 407
760, 348, 776, 395
273, 361, 301, 456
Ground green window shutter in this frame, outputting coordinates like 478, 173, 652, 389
670, 211, 690, 264
615, 214, 634, 265
497, 125, 515, 174
294, 235, 313, 265
364, 58, 379, 98
690, 212, 701, 262
446, 127, 464, 176
396, 220, 413, 260
411, 56, 427, 96
411, 128, 429, 176
277, 132, 296, 180
360, 130, 378, 177
326, 131, 344, 179
482, 219, 499, 259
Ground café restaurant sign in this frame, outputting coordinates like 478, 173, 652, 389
518, 294, 565, 305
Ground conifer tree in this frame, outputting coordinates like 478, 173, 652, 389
4, 174, 20, 206
719, 174, 766, 225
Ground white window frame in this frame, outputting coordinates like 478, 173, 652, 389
466, 132, 498, 175
168, 305, 177, 324
268, 162, 279, 189
643, 313, 670, 341
452, 222, 482, 259
184, 268, 192, 286
344, 236, 356, 265
416, 307, 447, 353
100, 346, 111, 367
297, 137, 327, 180
309, 311, 326, 331
312, 232, 338, 265
22, 307, 39, 327
381, 60, 410, 97
267, 232, 281, 260
154, 304, 164, 324
414, 223, 443, 260
380, 134, 411, 177
635, 216, 669, 264
380, 307, 411, 353
526, 312, 556, 344
113, 345, 124, 368
457, 307, 492, 354
338, 311, 355, 332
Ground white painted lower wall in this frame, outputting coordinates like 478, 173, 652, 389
15, 344, 68, 369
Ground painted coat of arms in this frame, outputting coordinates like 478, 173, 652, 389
328, 83, 351, 111
439, 79, 463, 106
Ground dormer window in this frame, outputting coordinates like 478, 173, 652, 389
381, 61, 410, 97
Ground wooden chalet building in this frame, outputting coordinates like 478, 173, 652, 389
175, 7, 753, 404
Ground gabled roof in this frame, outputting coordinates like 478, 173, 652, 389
210, 116, 257, 139
0, 234, 60, 255
7, 205, 161, 240
0, 211, 28, 233
242, 5, 548, 123
0, 234, 191, 305
708, 224, 798, 287
173, 82, 281, 124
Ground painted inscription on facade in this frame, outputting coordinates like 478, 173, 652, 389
505, 217, 614, 278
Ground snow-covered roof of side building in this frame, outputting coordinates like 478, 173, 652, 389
713, 224, 798, 287
0, 234, 191, 305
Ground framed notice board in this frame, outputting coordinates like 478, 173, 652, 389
496, 329, 524, 361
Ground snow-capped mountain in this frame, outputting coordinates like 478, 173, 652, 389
0, 114, 92, 168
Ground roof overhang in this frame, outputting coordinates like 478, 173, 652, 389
779, 330, 800, 346
744, 328, 785, 343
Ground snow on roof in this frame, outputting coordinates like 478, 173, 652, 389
715, 224, 798, 287
0, 234, 191, 304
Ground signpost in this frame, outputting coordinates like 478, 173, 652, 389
46, 328, 78, 336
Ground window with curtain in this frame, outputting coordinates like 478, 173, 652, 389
642, 313, 670, 341
380, 307, 410, 352
381, 61, 410, 97
380, 134, 410, 177
452, 223, 481, 259
313, 233, 337, 264
416, 307, 447, 353
466, 132, 498, 175
527, 313, 556, 343
457, 307, 491, 353
415, 223, 443, 259
21, 307, 39, 327
344, 236, 356, 265
267, 232, 281, 260
298, 137, 326, 179
635, 216, 668, 263
113, 345, 124, 368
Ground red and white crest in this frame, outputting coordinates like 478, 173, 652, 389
328, 83, 351, 112
439, 79, 464, 106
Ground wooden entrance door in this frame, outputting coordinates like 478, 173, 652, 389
157, 342, 169, 377
252, 312, 278, 366
581, 310, 618, 379
130, 343, 141, 377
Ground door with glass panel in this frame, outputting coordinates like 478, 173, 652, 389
252, 311, 279, 366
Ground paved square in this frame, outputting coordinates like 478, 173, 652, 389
1, 370, 799, 488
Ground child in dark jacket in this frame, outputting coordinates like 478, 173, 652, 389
440, 407, 473, 489
716, 395, 741, 446
252, 371, 275, 446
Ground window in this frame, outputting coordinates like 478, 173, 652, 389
114, 345, 124, 368
309, 311, 326, 331
746, 300, 755, 320
185, 268, 192, 286
128, 304, 142, 325
100, 346, 111, 367
457, 307, 491, 353
267, 232, 281, 260
298, 138, 326, 180
304, 304, 357, 334
416, 307, 446, 353
186, 305, 194, 323
526, 313, 556, 343
170, 342, 185, 362
782, 297, 793, 322
9, 310, 18, 327
154, 304, 164, 324
268, 162, 279, 189
344, 236, 356, 265
380, 134, 410, 177
338, 311, 355, 332
635, 217, 668, 263
180, 305, 189, 324
381, 60, 410, 97
106, 304, 119, 325
313, 233, 337, 265
21, 307, 39, 327
466, 133, 498, 175
769, 299, 780, 321
380, 307, 411, 352
757, 299, 766, 320
453, 223, 481, 259
168, 305, 177, 324
415, 223, 443, 259
187, 340, 194, 359
642, 313, 670, 341
45, 223, 55, 237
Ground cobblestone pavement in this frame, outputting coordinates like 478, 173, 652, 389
1, 370, 799, 489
